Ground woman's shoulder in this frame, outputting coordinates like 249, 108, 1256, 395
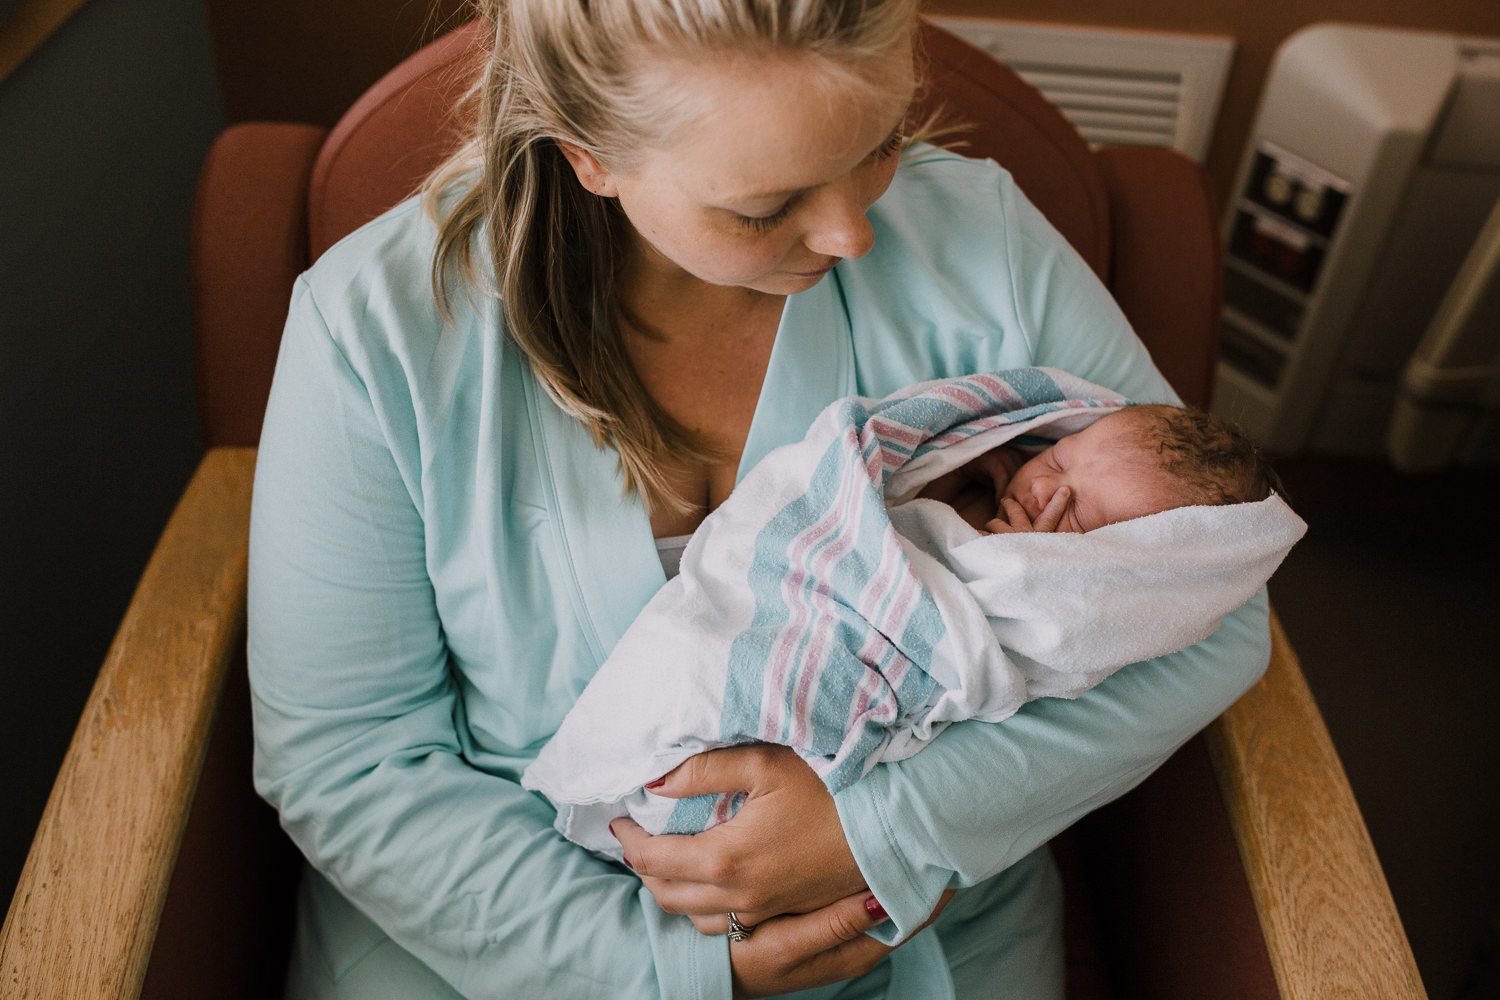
879, 144, 1022, 220
861, 144, 1086, 290
274, 192, 517, 453
299, 196, 444, 314
292, 193, 494, 363
850, 147, 1030, 296
863, 146, 1050, 276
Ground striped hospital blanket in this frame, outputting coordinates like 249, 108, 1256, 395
521, 368, 1305, 858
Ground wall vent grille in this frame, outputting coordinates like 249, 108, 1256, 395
933, 17, 1235, 162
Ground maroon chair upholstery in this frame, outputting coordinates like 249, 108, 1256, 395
2, 17, 1424, 1000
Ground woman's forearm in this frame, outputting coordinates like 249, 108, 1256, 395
836, 589, 1271, 943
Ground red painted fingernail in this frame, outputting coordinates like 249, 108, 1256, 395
645, 778, 667, 789
865, 896, 888, 922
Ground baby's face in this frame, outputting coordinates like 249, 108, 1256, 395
1002, 413, 1187, 532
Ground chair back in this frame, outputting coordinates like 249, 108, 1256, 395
200, 14, 1232, 453
306, 24, 482, 260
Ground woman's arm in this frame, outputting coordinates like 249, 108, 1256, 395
838, 592, 1269, 942
249, 279, 729, 1000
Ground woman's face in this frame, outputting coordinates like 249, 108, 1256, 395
581, 40, 917, 296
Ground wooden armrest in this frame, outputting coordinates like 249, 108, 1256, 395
1, 447, 257, 1000
1206, 612, 1428, 999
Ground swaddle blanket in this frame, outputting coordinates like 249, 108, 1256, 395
522, 368, 1306, 858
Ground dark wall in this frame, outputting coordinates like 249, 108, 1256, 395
0, 0, 223, 903
201, 0, 469, 127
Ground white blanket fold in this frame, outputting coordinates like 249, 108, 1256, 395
522, 368, 1306, 858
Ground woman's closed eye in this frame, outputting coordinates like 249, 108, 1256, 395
738, 201, 796, 233
734, 120, 904, 234
876, 126, 904, 159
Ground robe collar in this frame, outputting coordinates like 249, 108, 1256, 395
527, 270, 857, 661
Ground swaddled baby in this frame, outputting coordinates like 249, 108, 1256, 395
522, 367, 1305, 859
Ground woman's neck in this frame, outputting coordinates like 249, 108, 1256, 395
619, 254, 783, 348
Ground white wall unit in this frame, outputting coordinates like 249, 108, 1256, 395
1210, 23, 1500, 467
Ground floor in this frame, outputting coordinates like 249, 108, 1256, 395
1266, 454, 1500, 1000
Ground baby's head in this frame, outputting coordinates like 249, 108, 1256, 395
997, 403, 1283, 533
1113, 404, 1283, 508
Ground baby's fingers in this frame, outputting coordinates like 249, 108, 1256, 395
986, 497, 1034, 534
1032, 487, 1072, 533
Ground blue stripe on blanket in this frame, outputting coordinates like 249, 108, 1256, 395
661, 368, 1100, 835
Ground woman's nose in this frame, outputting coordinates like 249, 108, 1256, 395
802, 183, 876, 261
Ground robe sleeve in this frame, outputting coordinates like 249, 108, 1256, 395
250, 277, 732, 999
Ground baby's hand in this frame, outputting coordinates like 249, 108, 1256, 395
983, 488, 1072, 534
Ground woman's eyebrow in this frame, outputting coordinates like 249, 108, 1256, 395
733, 102, 913, 204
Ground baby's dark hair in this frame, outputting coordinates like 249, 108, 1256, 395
1118, 404, 1286, 507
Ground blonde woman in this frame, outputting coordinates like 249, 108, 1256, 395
248, 0, 1271, 997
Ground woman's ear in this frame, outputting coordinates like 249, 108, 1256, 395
556, 140, 620, 198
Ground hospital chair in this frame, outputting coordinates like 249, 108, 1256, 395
0, 18, 1427, 999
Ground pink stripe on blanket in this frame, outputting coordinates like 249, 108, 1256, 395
787, 493, 922, 750
763, 432, 869, 741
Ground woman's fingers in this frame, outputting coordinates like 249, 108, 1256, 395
613, 820, 786, 921
645, 743, 777, 800
612, 745, 864, 921
609, 817, 707, 885
728, 892, 892, 998
728, 889, 958, 998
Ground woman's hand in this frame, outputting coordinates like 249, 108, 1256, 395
610, 744, 863, 927
722, 889, 957, 998
611, 744, 957, 996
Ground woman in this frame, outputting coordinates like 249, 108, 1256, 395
247, 0, 1271, 996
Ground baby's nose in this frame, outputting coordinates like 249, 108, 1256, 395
1029, 477, 1058, 506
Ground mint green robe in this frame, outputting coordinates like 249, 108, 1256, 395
248, 146, 1270, 999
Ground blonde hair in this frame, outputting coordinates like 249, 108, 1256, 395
423, 0, 920, 513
